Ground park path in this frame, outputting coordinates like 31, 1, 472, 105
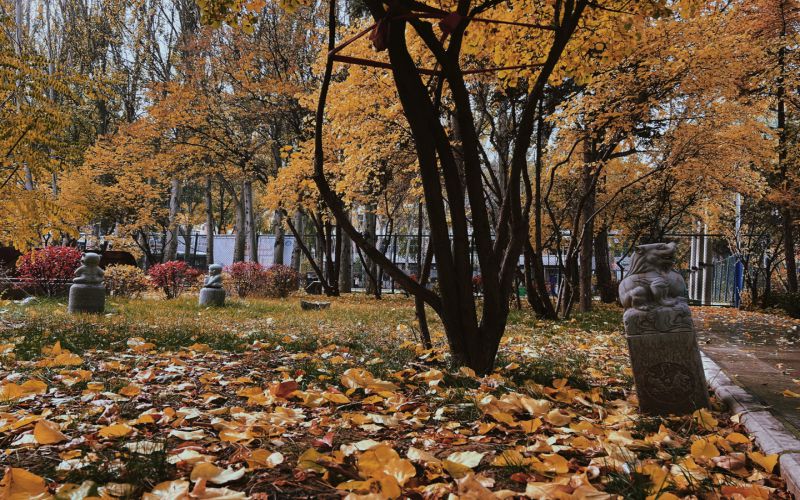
693, 307, 800, 434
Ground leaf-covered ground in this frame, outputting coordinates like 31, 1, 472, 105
0, 295, 790, 499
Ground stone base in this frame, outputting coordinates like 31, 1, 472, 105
68, 284, 105, 314
301, 300, 330, 310
199, 287, 225, 307
626, 329, 710, 416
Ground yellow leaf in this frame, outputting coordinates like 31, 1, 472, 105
692, 408, 718, 430
34, 420, 67, 445
544, 409, 572, 426
118, 385, 141, 397
142, 480, 190, 499
519, 418, 543, 433
0, 468, 50, 499
725, 432, 750, 445
782, 389, 800, 398
690, 438, 720, 459
98, 423, 134, 438
540, 453, 569, 474
357, 445, 416, 486
748, 451, 778, 473
445, 451, 485, 468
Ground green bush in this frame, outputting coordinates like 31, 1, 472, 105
104, 264, 149, 298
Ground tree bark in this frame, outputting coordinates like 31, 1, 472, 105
243, 180, 258, 263
233, 190, 245, 263
579, 151, 596, 312
273, 210, 285, 266
364, 206, 379, 296
163, 178, 182, 262
594, 226, 616, 303
205, 176, 215, 266
339, 212, 352, 293
290, 209, 302, 272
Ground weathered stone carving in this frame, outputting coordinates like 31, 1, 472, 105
68, 253, 105, 314
199, 264, 225, 307
619, 242, 710, 415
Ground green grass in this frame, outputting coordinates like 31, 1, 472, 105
0, 293, 626, 386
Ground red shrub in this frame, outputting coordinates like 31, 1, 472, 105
16, 246, 83, 296
263, 264, 300, 298
226, 262, 268, 298
148, 261, 201, 299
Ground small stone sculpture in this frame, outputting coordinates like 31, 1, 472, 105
618, 242, 709, 415
68, 253, 105, 314
199, 264, 225, 307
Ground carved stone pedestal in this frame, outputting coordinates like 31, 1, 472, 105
626, 327, 709, 415
68, 284, 105, 314
619, 242, 710, 416
199, 287, 225, 307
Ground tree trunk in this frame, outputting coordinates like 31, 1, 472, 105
290, 210, 303, 272
163, 178, 182, 262
243, 180, 258, 263
776, 4, 797, 294
273, 210, 285, 266
364, 206, 379, 296
339, 212, 352, 293
205, 177, 215, 266
233, 192, 245, 263
594, 226, 616, 303
578, 159, 595, 312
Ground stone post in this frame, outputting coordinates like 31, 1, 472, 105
199, 264, 225, 307
68, 253, 105, 314
618, 242, 710, 416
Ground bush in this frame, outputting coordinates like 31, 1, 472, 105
105, 264, 149, 298
263, 264, 300, 298
763, 291, 800, 318
16, 246, 82, 296
148, 261, 201, 299
226, 262, 268, 298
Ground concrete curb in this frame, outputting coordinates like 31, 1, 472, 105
701, 351, 800, 497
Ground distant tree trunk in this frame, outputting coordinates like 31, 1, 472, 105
273, 210, 285, 266
339, 212, 352, 293
243, 180, 258, 263
364, 206, 379, 296
233, 192, 245, 263
290, 210, 302, 272
163, 178, 182, 262
594, 226, 616, 303
183, 224, 193, 264
776, 6, 798, 294
205, 176, 215, 266
579, 157, 596, 313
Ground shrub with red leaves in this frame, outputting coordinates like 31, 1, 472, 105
263, 264, 300, 298
226, 262, 268, 298
148, 261, 201, 299
16, 246, 83, 296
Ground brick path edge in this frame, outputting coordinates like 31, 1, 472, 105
701, 351, 800, 498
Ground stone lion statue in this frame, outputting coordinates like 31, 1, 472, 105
618, 242, 691, 334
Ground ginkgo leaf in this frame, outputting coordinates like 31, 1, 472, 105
33, 420, 67, 445
142, 480, 190, 499
98, 423, 134, 438
692, 409, 718, 430
0, 468, 50, 499
545, 409, 572, 426
748, 451, 779, 473
445, 451, 485, 468
690, 438, 720, 459
191, 462, 246, 484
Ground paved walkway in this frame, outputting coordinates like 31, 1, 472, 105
694, 307, 800, 433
